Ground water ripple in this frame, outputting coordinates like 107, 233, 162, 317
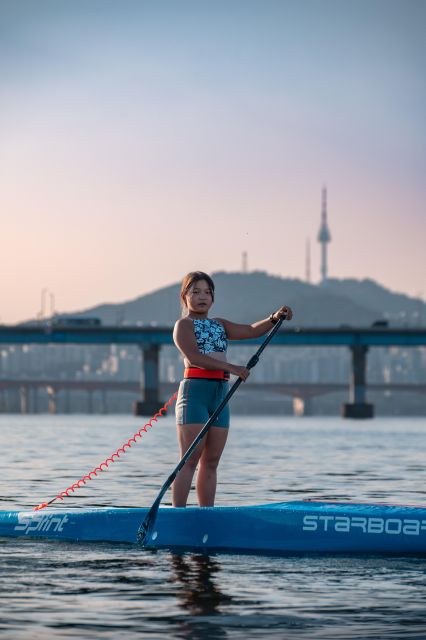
1, 414, 426, 638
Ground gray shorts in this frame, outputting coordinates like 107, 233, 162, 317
175, 379, 230, 428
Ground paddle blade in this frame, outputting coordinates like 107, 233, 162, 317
136, 522, 148, 545
137, 504, 158, 545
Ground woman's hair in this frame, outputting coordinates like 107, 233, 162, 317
180, 271, 215, 312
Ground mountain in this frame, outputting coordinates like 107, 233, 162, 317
61, 271, 426, 327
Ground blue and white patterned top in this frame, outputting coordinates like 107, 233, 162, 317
191, 318, 228, 354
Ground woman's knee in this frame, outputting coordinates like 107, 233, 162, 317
200, 454, 221, 471
186, 450, 202, 471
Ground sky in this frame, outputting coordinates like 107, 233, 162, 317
1, 0, 425, 323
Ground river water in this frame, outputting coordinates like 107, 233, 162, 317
1, 413, 426, 639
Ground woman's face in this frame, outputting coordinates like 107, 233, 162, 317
185, 279, 213, 315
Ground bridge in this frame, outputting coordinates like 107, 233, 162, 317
1, 324, 425, 418
1, 378, 425, 416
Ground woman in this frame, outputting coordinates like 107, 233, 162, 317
172, 271, 293, 508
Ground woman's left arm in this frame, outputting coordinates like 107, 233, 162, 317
220, 305, 293, 340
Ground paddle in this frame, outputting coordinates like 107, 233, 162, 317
137, 314, 285, 546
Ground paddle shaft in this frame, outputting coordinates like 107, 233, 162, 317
137, 315, 285, 545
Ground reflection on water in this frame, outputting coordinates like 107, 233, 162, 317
171, 553, 231, 639
1, 415, 426, 638
171, 553, 231, 617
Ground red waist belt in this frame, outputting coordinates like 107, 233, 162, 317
184, 368, 230, 380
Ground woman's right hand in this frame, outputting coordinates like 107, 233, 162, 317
229, 365, 250, 381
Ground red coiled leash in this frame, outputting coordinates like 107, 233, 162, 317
34, 391, 178, 511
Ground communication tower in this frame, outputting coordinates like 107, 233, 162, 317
317, 187, 331, 283
242, 251, 248, 274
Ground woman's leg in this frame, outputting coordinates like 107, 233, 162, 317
196, 426, 228, 507
172, 423, 206, 507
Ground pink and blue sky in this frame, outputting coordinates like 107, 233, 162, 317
1, 0, 425, 323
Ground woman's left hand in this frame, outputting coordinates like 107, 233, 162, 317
273, 305, 293, 322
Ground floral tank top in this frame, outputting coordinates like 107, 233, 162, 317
191, 318, 228, 354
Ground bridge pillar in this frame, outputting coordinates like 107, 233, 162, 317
0, 389, 6, 413
341, 346, 374, 419
101, 389, 108, 414
133, 344, 163, 416
88, 390, 94, 414
64, 389, 71, 414
47, 386, 57, 415
20, 386, 29, 414
292, 396, 312, 417
33, 388, 39, 413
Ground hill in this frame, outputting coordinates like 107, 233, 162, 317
61, 271, 426, 327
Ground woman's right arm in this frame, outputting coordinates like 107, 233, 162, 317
173, 319, 250, 380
